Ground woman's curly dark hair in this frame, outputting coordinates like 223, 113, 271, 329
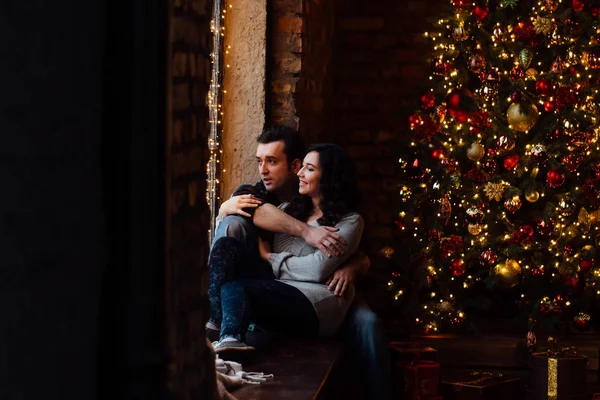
285, 143, 361, 227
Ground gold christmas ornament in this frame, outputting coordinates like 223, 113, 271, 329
467, 142, 485, 162
533, 16, 555, 35
507, 102, 539, 132
525, 68, 539, 80
518, 48, 534, 68
494, 259, 522, 288
452, 23, 469, 42
525, 189, 540, 203
483, 182, 505, 201
468, 223, 483, 235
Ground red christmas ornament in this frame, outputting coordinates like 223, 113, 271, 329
572, 0, 585, 12
547, 169, 566, 188
503, 155, 520, 170
580, 259, 594, 273
535, 78, 553, 96
473, 4, 489, 21
431, 147, 445, 159
592, 7, 600, 17
504, 196, 522, 213
510, 66, 525, 80
453, 110, 469, 123
428, 229, 440, 242
543, 100, 556, 113
480, 250, 497, 266
487, 148, 496, 157
421, 92, 435, 109
414, 115, 439, 141
449, 258, 466, 277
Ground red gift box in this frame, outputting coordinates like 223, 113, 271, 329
394, 360, 441, 400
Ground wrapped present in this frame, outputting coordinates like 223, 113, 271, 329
389, 342, 439, 363
440, 371, 524, 400
530, 348, 589, 400
394, 360, 441, 400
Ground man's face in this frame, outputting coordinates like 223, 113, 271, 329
256, 141, 297, 192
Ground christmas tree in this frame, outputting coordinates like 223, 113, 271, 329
390, 0, 600, 341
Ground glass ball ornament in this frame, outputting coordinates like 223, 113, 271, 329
492, 25, 507, 41
493, 259, 522, 289
481, 250, 497, 266
497, 135, 516, 152
466, 142, 485, 162
525, 68, 538, 80
452, 23, 469, 42
468, 223, 483, 235
547, 169, 566, 188
466, 206, 484, 224
558, 195, 575, 217
525, 189, 540, 202
574, 312, 591, 332
530, 144, 548, 165
468, 54, 486, 73
507, 102, 539, 132
504, 196, 522, 213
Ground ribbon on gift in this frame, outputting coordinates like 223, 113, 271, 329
531, 337, 581, 400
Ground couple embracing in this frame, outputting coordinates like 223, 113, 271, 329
207, 126, 390, 400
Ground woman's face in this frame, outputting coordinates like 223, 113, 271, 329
297, 151, 321, 198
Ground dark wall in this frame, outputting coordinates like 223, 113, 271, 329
0, 1, 107, 399
0, 1, 173, 399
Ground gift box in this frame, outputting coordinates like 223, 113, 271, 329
389, 342, 439, 363
530, 352, 589, 400
440, 371, 524, 400
394, 360, 441, 400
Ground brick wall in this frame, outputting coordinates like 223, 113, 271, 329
268, 0, 336, 144
168, 0, 215, 398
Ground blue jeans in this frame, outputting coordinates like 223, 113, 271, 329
341, 295, 391, 400
221, 279, 318, 341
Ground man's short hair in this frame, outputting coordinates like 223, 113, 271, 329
257, 126, 306, 167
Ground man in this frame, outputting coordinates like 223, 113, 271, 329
210, 126, 390, 400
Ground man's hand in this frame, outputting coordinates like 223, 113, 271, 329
325, 265, 358, 296
303, 226, 347, 258
219, 194, 262, 218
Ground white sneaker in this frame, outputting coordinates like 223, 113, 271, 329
205, 320, 220, 333
211, 338, 255, 353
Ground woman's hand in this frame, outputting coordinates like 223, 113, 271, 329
258, 236, 272, 261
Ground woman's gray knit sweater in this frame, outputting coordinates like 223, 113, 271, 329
268, 204, 364, 336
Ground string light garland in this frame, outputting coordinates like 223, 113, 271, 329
207, 0, 231, 242
391, 0, 600, 337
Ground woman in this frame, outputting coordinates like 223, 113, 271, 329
209, 144, 364, 351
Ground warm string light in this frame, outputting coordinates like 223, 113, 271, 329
207, 1, 231, 241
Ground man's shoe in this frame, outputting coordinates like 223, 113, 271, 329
205, 320, 220, 333
211, 338, 255, 353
